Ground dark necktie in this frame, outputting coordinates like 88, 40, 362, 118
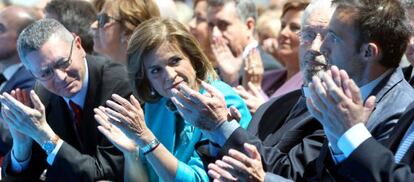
69, 100, 84, 148
0, 74, 6, 85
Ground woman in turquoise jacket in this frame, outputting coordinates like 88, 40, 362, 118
94, 17, 251, 181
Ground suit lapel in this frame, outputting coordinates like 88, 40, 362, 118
79, 57, 103, 154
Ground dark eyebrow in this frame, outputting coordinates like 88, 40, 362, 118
168, 55, 181, 62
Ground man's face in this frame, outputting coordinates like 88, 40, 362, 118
207, 2, 251, 57
24, 36, 86, 98
0, 8, 20, 60
320, 8, 364, 82
299, 8, 331, 84
405, 8, 414, 66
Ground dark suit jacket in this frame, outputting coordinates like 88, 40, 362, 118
402, 65, 414, 86
197, 89, 326, 180
2, 55, 132, 181
321, 101, 414, 182
304, 68, 414, 181
0, 65, 35, 156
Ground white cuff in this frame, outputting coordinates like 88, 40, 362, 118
46, 139, 64, 165
11, 149, 31, 173
337, 123, 372, 158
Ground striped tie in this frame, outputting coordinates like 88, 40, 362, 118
395, 131, 414, 163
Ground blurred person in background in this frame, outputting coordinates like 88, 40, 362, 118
207, 0, 282, 86
256, 10, 281, 63
44, 0, 97, 54
235, 0, 309, 114
402, 0, 414, 86
91, 0, 160, 64
189, 0, 217, 67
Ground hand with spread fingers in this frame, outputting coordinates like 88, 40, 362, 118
94, 105, 137, 154
234, 82, 265, 114
1, 89, 33, 146
242, 48, 264, 90
94, 94, 156, 148
208, 143, 265, 182
0, 89, 56, 145
306, 66, 376, 144
171, 81, 229, 131
211, 36, 243, 86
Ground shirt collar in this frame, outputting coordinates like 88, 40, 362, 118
360, 69, 392, 101
63, 58, 89, 109
242, 41, 259, 59
2, 63, 22, 80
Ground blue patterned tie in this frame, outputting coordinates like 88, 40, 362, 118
395, 131, 414, 163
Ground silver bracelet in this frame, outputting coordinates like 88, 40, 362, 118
140, 138, 160, 155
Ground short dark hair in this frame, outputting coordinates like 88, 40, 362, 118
333, 0, 412, 68
44, 0, 96, 54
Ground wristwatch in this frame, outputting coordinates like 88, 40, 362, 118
140, 138, 160, 155
42, 135, 60, 155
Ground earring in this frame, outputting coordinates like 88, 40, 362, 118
150, 87, 156, 96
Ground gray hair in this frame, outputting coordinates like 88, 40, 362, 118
301, 0, 335, 26
401, 0, 414, 9
207, 0, 257, 22
17, 18, 74, 62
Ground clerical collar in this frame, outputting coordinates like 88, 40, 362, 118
63, 58, 89, 109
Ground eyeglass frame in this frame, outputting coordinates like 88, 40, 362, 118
96, 13, 121, 28
30, 38, 75, 81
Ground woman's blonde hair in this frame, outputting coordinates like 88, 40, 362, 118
127, 18, 217, 103
104, 0, 160, 37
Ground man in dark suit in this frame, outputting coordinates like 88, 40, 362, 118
179, 0, 332, 180
171, 0, 414, 181
206, 0, 282, 86
303, 0, 414, 180
0, 6, 40, 156
0, 19, 131, 181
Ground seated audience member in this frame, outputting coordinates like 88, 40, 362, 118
303, 0, 414, 180
93, 18, 251, 181
257, 10, 281, 61
207, 0, 282, 86
180, 0, 334, 180
0, 19, 131, 181
189, 0, 217, 68
44, 0, 97, 54
308, 67, 414, 181
90, 0, 160, 64
173, 0, 414, 180
235, 0, 308, 114
402, 0, 414, 86
0, 6, 39, 157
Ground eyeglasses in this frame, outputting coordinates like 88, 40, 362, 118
96, 13, 121, 28
298, 29, 327, 45
31, 39, 75, 81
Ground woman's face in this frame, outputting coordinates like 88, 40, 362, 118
90, 2, 124, 59
277, 9, 303, 64
188, 1, 209, 52
143, 42, 198, 98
